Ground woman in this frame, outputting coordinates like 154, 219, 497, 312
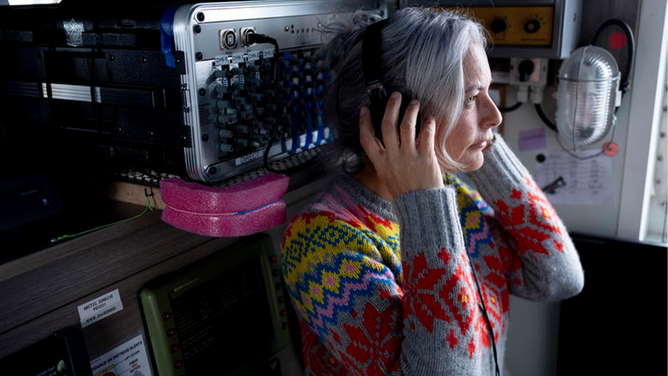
282, 7, 584, 376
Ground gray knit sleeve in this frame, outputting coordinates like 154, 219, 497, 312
466, 135, 585, 301
391, 187, 494, 375
392, 187, 464, 253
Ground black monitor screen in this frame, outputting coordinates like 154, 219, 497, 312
558, 232, 667, 375
0, 328, 92, 376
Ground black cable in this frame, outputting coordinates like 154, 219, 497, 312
590, 19, 635, 94
534, 103, 558, 132
662, 199, 667, 243
497, 102, 522, 113
248, 32, 318, 175
467, 254, 500, 376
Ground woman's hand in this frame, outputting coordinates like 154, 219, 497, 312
359, 91, 444, 198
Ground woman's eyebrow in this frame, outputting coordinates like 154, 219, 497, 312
465, 84, 486, 93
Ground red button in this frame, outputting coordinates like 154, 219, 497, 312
604, 142, 619, 156
609, 32, 627, 50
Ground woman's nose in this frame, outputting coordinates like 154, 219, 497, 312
483, 95, 503, 128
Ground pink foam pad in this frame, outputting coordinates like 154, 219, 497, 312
161, 199, 286, 237
160, 173, 289, 214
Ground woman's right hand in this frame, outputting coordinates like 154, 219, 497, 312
359, 91, 444, 198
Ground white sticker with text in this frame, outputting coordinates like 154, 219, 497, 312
77, 288, 124, 328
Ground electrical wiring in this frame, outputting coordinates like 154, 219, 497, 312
246, 32, 319, 176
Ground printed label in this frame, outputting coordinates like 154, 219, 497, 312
90, 334, 152, 376
247, 51, 260, 61
215, 55, 230, 66
230, 53, 245, 64
198, 104, 212, 127
78, 289, 124, 328
235, 150, 263, 166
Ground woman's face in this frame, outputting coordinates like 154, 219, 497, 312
440, 43, 502, 172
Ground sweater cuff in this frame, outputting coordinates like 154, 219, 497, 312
466, 134, 530, 200
391, 187, 464, 254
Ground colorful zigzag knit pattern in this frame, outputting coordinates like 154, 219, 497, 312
282, 137, 584, 375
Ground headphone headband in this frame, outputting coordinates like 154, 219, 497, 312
362, 18, 389, 99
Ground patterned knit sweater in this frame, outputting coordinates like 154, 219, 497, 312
281, 136, 584, 375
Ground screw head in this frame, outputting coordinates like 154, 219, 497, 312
206, 166, 217, 175
202, 133, 209, 141
196, 12, 205, 21
199, 88, 206, 96
194, 25, 201, 34
196, 52, 203, 61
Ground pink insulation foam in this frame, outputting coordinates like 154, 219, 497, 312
159, 173, 289, 213
161, 199, 286, 237
159, 173, 289, 237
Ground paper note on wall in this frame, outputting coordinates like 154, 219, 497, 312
519, 128, 547, 151
534, 149, 613, 206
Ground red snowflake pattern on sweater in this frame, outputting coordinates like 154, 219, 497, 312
402, 251, 449, 333
494, 177, 565, 256
439, 258, 478, 337
339, 301, 402, 375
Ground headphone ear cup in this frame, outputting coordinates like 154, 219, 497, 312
369, 94, 388, 145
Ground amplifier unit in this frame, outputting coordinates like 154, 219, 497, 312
0, 0, 388, 183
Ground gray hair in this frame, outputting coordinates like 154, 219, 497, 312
321, 7, 487, 173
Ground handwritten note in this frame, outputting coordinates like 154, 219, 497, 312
534, 149, 613, 206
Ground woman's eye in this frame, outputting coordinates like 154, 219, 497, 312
465, 96, 476, 104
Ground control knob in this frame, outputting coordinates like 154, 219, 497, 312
524, 19, 541, 33
490, 18, 507, 33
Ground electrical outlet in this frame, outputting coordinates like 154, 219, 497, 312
510, 58, 548, 86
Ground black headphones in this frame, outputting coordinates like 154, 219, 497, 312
361, 18, 420, 146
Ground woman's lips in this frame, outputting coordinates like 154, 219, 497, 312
472, 139, 490, 149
